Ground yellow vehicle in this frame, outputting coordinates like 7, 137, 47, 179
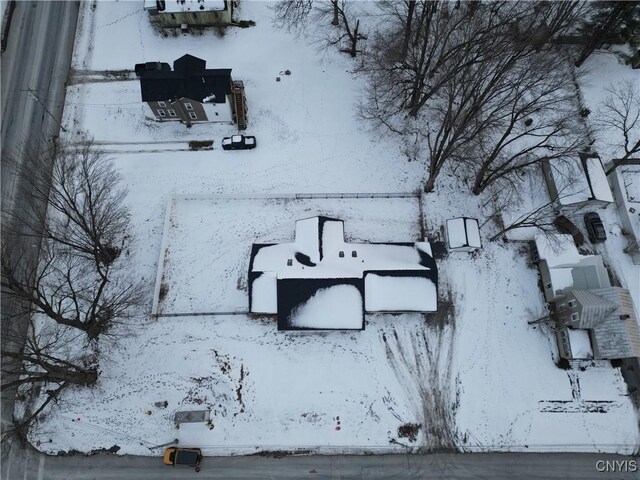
163, 447, 202, 467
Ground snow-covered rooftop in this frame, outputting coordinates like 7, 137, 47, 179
446, 217, 481, 251
144, 0, 227, 14
584, 157, 614, 203
614, 166, 640, 240
567, 329, 593, 359
250, 216, 437, 329
549, 156, 613, 206
251, 217, 434, 280
535, 234, 611, 299
535, 234, 581, 268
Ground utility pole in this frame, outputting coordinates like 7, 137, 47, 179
23, 87, 67, 132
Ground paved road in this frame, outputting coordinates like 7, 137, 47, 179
1, 0, 79, 477
1, 0, 77, 212
3, 449, 640, 480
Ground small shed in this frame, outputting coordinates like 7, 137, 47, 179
446, 217, 481, 252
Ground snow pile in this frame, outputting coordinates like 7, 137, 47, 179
289, 285, 363, 329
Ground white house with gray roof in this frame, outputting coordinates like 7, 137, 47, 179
609, 162, 640, 264
534, 234, 640, 361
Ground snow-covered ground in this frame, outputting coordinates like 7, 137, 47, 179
27, 0, 640, 456
155, 195, 420, 315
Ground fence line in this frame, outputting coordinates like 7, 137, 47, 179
172, 192, 419, 201
150, 192, 423, 316
154, 311, 250, 318
150, 196, 175, 316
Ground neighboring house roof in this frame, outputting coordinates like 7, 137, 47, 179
546, 153, 613, 205
249, 216, 438, 330
565, 289, 617, 329
610, 164, 640, 253
590, 287, 640, 359
144, 0, 227, 13
137, 54, 232, 103
535, 234, 611, 298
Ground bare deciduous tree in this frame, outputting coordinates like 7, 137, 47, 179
2, 141, 143, 340
466, 55, 588, 195
272, 0, 365, 57
9, 141, 130, 268
489, 197, 558, 242
487, 176, 583, 242
364, 1, 584, 118
316, 0, 365, 57
1, 317, 97, 391
271, 0, 314, 34
1, 316, 94, 448
595, 80, 640, 173
2, 236, 143, 340
361, 1, 585, 194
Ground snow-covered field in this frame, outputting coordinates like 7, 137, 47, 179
27, 0, 640, 456
155, 195, 420, 315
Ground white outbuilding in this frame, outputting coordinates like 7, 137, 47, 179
446, 217, 481, 252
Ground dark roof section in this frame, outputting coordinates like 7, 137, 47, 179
276, 278, 365, 331
137, 54, 232, 103
134, 61, 172, 77
316, 215, 342, 261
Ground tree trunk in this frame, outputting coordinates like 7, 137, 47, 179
49, 366, 98, 386
423, 175, 436, 193
401, 0, 416, 60
332, 0, 339, 26
471, 169, 486, 195
350, 19, 359, 57
575, 3, 624, 67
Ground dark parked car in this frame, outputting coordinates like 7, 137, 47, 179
554, 215, 585, 246
221, 134, 256, 150
584, 212, 607, 243
163, 447, 202, 467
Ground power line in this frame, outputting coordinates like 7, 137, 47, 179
22, 87, 67, 132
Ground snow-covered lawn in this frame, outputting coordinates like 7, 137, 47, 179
155, 195, 420, 315
28, 0, 640, 456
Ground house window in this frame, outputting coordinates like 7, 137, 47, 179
568, 300, 576, 308
158, 109, 166, 117
188, 112, 197, 120
184, 103, 193, 110
167, 109, 176, 117
158, 101, 166, 107
570, 313, 579, 321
